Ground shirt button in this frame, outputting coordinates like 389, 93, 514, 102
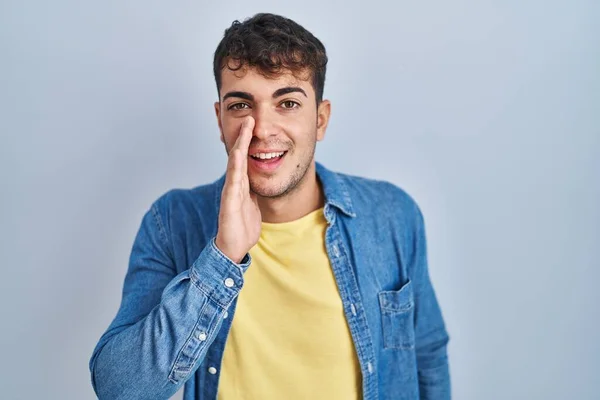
198, 332, 207, 341
333, 245, 340, 258
208, 367, 217, 375
223, 311, 228, 319
224, 278, 235, 288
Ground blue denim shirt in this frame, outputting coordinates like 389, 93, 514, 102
90, 162, 450, 400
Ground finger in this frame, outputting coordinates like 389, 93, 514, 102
224, 117, 254, 198
224, 147, 240, 187
231, 116, 253, 151
223, 149, 243, 202
226, 118, 251, 183
237, 117, 255, 173
231, 123, 244, 151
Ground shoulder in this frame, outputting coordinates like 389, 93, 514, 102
334, 169, 423, 222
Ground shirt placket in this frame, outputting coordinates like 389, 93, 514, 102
324, 206, 378, 400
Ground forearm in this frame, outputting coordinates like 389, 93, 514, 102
410, 204, 451, 399
90, 239, 249, 399
417, 328, 450, 399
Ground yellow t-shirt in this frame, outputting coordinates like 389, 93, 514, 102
218, 207, 362, 399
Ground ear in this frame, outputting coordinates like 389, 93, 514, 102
214, 101, 224, 143
316, 99, 331, 142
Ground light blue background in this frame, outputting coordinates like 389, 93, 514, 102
1, 1, 598, 399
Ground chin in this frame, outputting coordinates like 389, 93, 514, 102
248, 160, 312, 199
249, 181, 290, 198
249, 173, 298, 198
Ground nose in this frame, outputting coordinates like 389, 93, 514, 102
252, 106, 277, 140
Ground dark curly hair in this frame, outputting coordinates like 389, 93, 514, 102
213, 13, 328, 104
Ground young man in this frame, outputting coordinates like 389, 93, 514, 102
90, 13, 450, 400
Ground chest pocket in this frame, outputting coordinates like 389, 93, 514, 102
378, 279, 415, 350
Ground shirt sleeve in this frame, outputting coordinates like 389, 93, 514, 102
89, 202, 250, 400
411, 203, 452, 400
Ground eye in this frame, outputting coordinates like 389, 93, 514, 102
280, 100, 300, 109
228, 103, 250, 111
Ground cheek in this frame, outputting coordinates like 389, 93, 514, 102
286, 110, 318, 139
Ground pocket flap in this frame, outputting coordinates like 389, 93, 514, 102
378, 279, 414, 313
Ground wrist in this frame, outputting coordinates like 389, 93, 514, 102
215, 236, 244, 264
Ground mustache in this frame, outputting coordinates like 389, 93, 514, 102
248, 138, 292, 150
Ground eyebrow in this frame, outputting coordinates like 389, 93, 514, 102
222, 91, 254, 102
222, 86, 308, 102
272, 86, 307, 98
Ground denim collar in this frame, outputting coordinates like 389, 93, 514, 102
315, 162, 356, 218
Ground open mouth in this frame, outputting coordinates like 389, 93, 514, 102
248, 151, 288, 171
249, 151, 287, 164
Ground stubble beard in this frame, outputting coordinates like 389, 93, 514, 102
248, 140, 316, 199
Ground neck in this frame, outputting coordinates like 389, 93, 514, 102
256, 162, 324, 223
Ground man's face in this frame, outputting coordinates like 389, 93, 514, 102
215, 66, 330, 198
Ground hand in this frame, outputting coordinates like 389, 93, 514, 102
215, 116, 262, 263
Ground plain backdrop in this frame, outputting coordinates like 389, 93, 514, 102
1, 1, 598, 399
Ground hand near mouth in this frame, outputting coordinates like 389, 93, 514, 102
215, 116, 262, 264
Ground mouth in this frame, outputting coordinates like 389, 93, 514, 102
248, 151, 288, 172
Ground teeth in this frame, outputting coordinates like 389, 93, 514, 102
251, 151, 285, 160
